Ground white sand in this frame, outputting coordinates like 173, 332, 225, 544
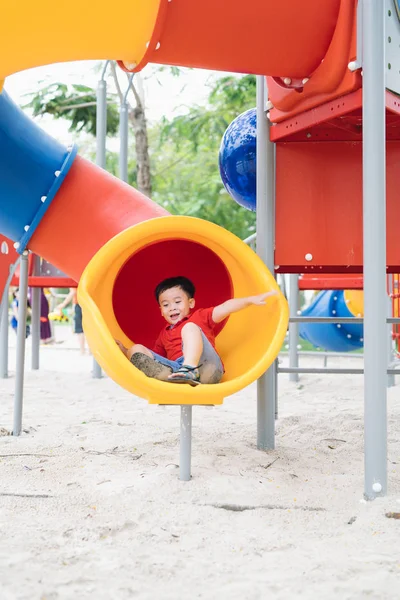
1, 327, 400, 600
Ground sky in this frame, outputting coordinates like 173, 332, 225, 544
5, 60, 225, 145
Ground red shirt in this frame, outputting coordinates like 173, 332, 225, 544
153, 307, 217, 361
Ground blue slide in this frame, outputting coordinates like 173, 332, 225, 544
299, 290, 364, 352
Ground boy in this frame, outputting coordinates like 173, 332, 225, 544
117, 276, 277, 386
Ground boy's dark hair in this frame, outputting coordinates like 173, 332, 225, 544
154, 276, 195, 303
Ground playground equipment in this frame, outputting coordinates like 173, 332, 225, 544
219, 111, 367, 353
392, 274, 400, 355
299, 290, 364, 352
0, 89, 287, 407
0, 1, 398, 495
297, 274, 364, 353
219, 108, 257, 212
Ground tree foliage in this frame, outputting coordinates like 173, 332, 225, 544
24, 83, 119, 136
24, 71, 257, 239
151, 74, 257, 238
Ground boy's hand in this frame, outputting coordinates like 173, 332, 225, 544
249, 290, 279, 305
212, 290, 279, 323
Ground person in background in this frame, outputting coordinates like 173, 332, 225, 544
10, 287, 31, 338
40, 288, 53, 344
56, 288, 87, 355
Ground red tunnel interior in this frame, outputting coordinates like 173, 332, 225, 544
112, 239, 233, 348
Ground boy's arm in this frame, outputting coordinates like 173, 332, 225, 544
212, 291, 278, 324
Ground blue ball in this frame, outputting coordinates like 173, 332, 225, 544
219, 107, 257, 212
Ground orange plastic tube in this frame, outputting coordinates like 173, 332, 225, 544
2, 0, 340, 81
123, 0, 341, 78
28, 156, 168, 282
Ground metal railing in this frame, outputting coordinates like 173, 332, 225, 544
242, 233, 400, 379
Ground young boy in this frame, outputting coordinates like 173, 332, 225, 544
117, 276, 277, 386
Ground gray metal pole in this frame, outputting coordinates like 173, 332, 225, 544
119, 74, 134, 182
256, 75, 276, 449
13, 251, 29, 436
0, 288, 9, 378
96, 62, 108, 170
363, 0, 387, 499
119, 103, 129, 182
92, 64, 110, 380
179, 405, 192, 481
386, 282, 395, 388
0, 259, 20, 379
31, 255, 41, 370
289, 274, 299, 382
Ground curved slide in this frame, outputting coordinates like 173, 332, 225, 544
0, 0, 343, 404
300, 290, 364, 353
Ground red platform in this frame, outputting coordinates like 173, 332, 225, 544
274, 90, 400, 274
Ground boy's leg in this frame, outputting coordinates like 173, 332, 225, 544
168, 322, 203, 384
115, 341, 153, 361
181, 322, 203, 366
168, 324, 223, 385
116, 341, 173, 381
130, 353, 173, 381
197, 333, 224, 384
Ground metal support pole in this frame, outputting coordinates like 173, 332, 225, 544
119, 102, 129, 182
119, 74, 134, 182
256, 75, 276, 449
92, 63, 110, 380
179, 405, 192, 481
96, 61, 108, 170
363, 0, 387, 499
0, 259, 20, 378
31, 255, 41, 370
13, 251, 29, 436
289, 274, 299, 382
0, 275, 10, 378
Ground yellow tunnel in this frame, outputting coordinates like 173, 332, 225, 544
79, 216, 289, 405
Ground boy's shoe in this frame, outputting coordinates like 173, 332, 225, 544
130, 352, 172, 381
167, 365, 201, 386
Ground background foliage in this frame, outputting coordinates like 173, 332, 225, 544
25, 70, 257, 239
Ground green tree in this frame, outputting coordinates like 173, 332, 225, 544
24, 70, 257, 239
151, 74, 257, 239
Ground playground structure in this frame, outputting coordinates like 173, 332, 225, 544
298, 276, 364, 354
0, 1, 399, 495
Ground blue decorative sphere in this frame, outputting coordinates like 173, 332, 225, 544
219, 108, 257, 212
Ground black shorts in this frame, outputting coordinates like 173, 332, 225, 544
74, 303, 83, 334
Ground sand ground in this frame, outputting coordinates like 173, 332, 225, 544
0, 326, 399, 600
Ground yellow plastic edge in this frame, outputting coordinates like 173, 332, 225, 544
79, 216, 289, 405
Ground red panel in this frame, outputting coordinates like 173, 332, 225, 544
299, 274, 363, 290
270, 90, 400, 142
113, 240, 232, 349
10, 276, 77, 288
0, 235, 19, 298
275, 141, 400, 272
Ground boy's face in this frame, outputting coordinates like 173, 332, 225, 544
158, 286, 195, 325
